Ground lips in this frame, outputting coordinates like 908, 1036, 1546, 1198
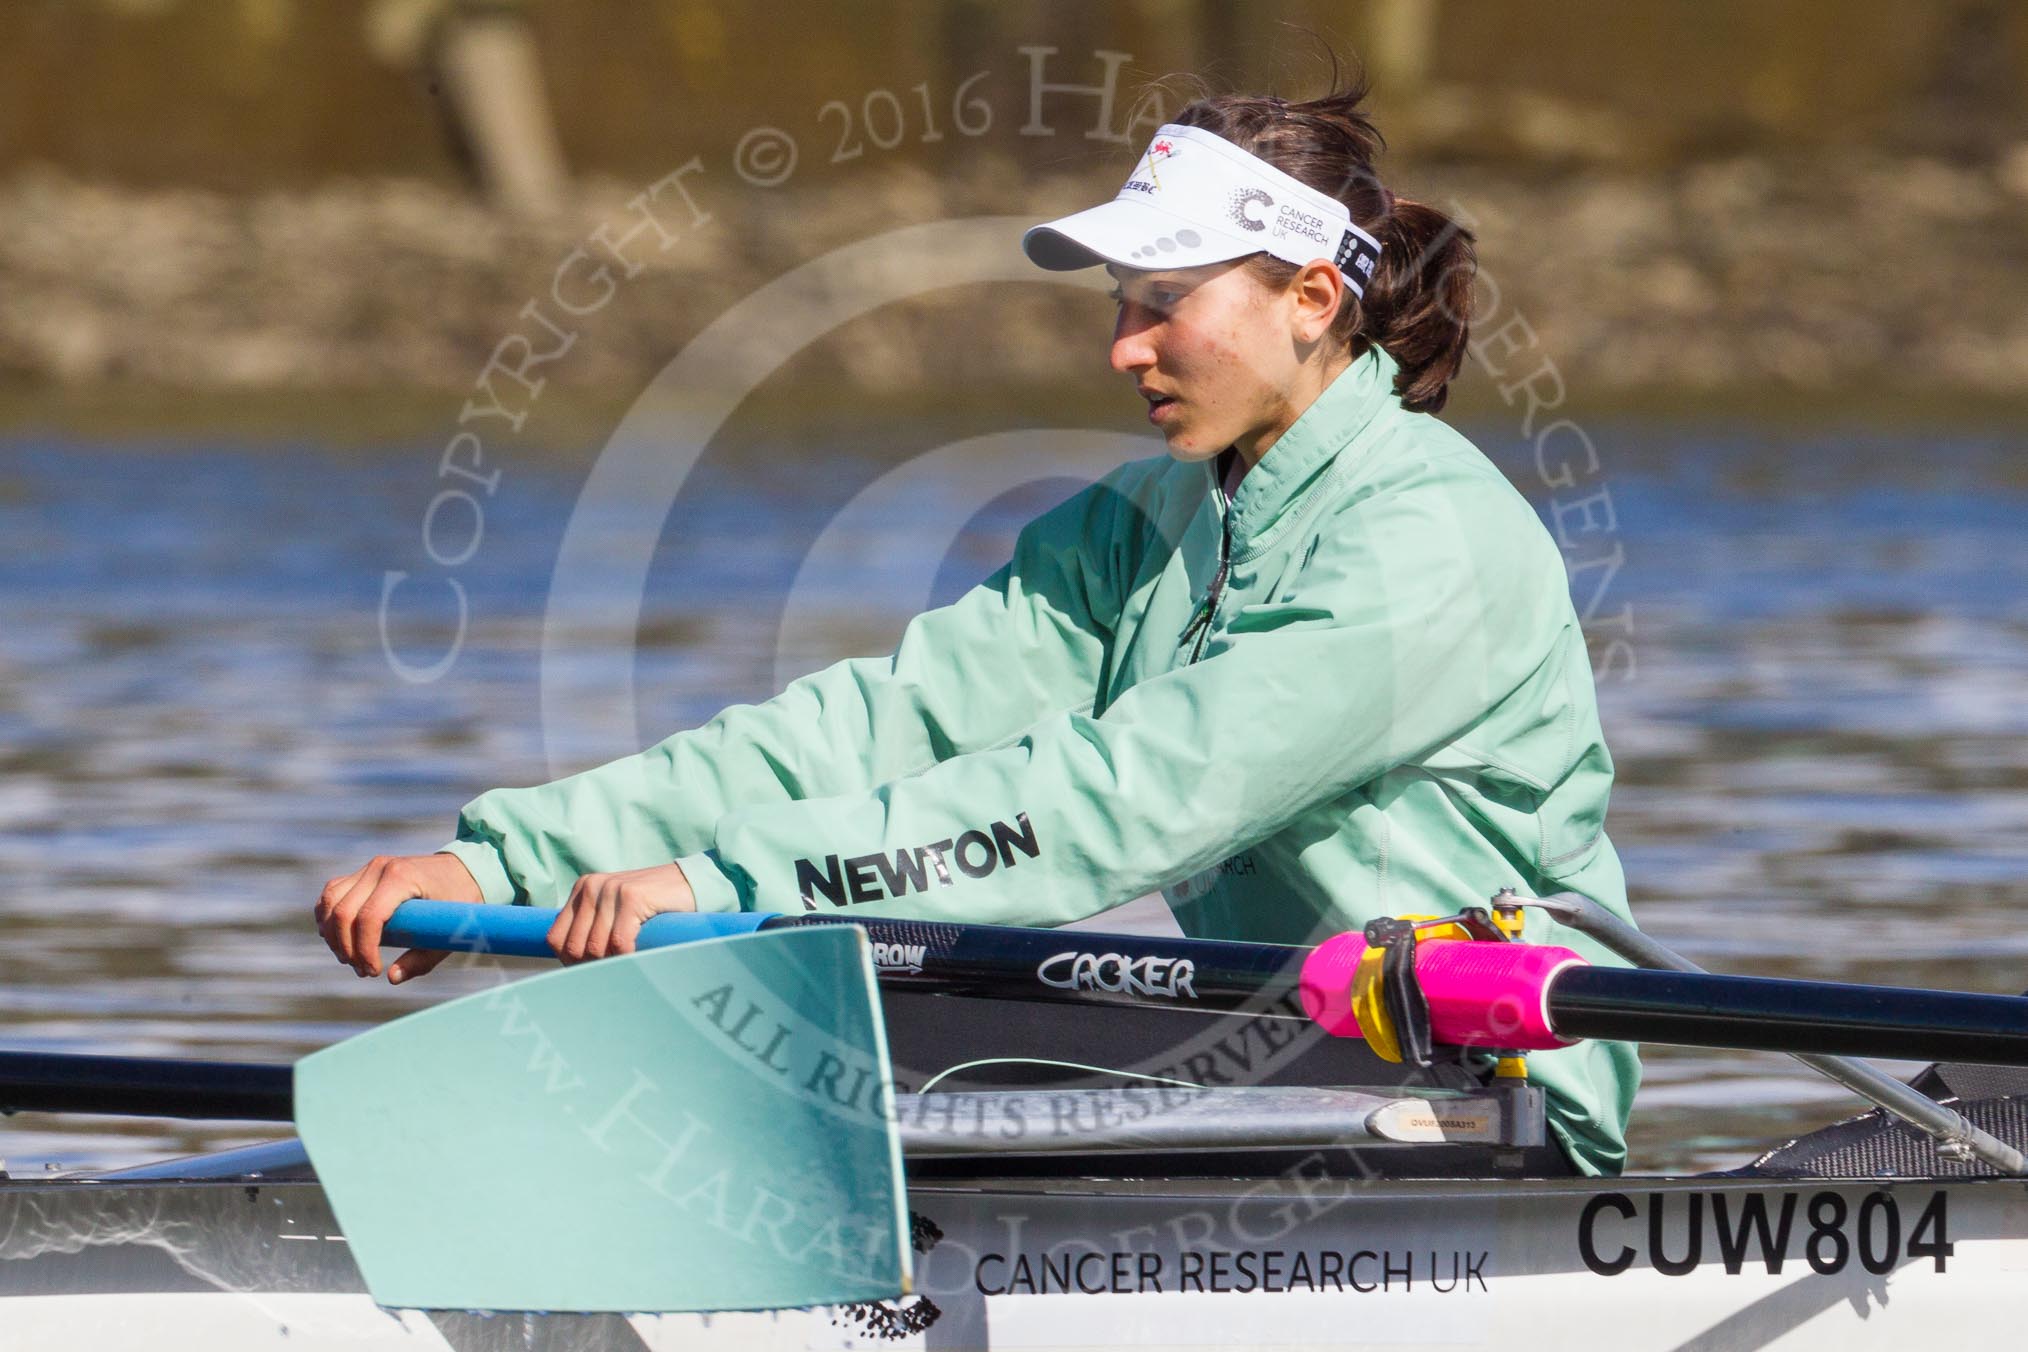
1139, 387, 1177, 422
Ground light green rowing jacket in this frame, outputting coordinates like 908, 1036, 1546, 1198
440, 346, 1641, 1174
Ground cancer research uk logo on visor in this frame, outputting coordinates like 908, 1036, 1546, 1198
1228, 189, 1339, 251
1229, 187, 1273, 232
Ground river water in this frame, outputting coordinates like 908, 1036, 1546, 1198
2, 412, 2024, 1175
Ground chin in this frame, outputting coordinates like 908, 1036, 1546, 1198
1160, 431, 1224, 463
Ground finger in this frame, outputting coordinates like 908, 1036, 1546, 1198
548, 881, 581, 962
546, 879, 583, 954
561, 878, 611, 964
388, 947, 451, 985
323, 858, 386, 965
348, 867, 419, 979
314, 866, 365, 927
584, 887, 620, 960
318, 865, 367, 958
582, 877, 625, 963
609, 900, 647, 956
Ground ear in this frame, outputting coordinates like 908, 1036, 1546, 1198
1287, 260, 1347, 344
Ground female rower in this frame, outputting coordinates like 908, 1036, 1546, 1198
315, 80, 1640, 1174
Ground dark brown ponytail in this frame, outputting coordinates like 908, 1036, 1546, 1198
1171, 79, 1476, 413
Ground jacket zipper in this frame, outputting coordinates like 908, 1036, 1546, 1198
1180, 453, 1234, 663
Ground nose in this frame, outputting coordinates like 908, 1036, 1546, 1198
1109, 302, 1158, 375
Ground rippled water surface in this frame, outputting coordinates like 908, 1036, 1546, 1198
2, 414, 2025, 1174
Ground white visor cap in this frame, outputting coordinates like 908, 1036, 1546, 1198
1023, 123, 1384, 297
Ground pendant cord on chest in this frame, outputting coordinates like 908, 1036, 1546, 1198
1182, 461, 1235, 663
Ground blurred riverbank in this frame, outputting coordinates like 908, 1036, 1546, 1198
3, 143, 2026, 424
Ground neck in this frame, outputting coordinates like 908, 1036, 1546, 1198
1233, 349, 1355, 470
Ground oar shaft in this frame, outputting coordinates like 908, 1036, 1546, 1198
385, 901, 2028, 1068
0, 1050, 294, 1121
1548, 966, 2028, 1066
384, 902, 1303, 1012
1521, 889, 2028, 1175
780, 914, 1298, 1009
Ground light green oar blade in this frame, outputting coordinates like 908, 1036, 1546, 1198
296, 924, 909, 1313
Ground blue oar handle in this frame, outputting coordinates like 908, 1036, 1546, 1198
385, 899, 774, 958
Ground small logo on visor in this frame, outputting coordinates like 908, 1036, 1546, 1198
1229, 188, 1273, 232
1139, 138, 1177, 190
1335, 229, 1379, 279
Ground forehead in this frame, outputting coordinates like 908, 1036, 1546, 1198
1104, 260, 1235, 287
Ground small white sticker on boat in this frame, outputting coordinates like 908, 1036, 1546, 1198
1366, 1099, 1501, 1144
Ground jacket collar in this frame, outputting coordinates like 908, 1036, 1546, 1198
1214, 344, 1400, 555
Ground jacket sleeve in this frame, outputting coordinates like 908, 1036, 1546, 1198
675, 476, 1563, 921
438, 467, 1152, 905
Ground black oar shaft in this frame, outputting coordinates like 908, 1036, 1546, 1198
770, 914, 1302, 1011
784, 916, 2028, 1069
22, 918, 2028, 1125
1548, 967, 2028, 1066
0, 1050, 294, 1121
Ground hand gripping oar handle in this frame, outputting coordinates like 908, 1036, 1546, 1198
385, 899, 773, 955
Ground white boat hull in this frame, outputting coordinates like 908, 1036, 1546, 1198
5, 1169, 2025, 1350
